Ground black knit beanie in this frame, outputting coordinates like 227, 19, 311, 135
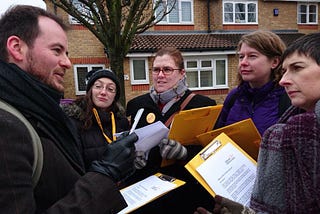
85, 69, 120, 101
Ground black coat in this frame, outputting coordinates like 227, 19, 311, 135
0, 61, 127, 214
0, 109, 127, 214
125, 90, 217, 213
63, 102, 130, 170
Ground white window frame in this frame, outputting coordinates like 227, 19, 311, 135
74, 64, 105, 95
155, 0, 194, 24
223, 0, 258, 24
129, 58, 150, 85
184, 56, 228, 90
297, 3, 318, 24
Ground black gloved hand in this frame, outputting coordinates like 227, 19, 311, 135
89, 132, 138, 182
117, 131, 129, 140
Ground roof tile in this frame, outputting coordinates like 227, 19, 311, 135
129, 32, 305, 53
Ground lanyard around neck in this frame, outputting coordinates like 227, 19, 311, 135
93, 108, 116, 144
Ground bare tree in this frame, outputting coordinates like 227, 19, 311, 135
46, 0, 176, 104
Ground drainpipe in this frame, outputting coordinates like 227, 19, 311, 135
207, 0, 211, 33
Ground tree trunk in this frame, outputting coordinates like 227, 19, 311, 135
109, 54, 126, 107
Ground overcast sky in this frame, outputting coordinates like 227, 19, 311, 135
0, 0, 46, 16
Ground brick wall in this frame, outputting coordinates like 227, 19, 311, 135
45, 0, 319, 104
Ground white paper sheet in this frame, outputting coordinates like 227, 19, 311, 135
196, 142, 256, 206
118, 175, 177, 214
134, 121, 169, 153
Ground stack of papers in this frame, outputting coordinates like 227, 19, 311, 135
185, 133, 257, 206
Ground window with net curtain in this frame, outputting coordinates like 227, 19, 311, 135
185, 58, 227, 89
223, 1, 257, 24
155, 0, 193, 24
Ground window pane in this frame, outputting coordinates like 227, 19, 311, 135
200, 70, 213, 87
133, 60, 146, 80
169, 1, 179, 23
248, 3, 256, 12
248, 13, 256, 22
186, 61, 197, 68
235, 13, 245, 23
224, 13, 233, 22
299, 5, 307, 13
201, 60, 212, 67
235, 3, 245, 12
181, 2, 192, 22
224, 3, 233, 12
77, 67, 89, 91
309, 5, 317, 13
299, 14, 307, 23
91, 66, 103, 71
216, 60, 226, 85
309, 14, 316, 22
187, 71, 198, 87
156, 1, 166, 22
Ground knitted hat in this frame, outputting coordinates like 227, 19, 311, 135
85, 69, 120, 101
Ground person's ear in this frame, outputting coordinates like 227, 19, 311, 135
271, 57, 280, 69
7, 36, 26, 62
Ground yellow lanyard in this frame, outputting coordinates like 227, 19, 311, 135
93, 108, 116, 144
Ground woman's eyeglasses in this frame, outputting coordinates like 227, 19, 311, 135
92, 84, 116, 93
151, 66, 181, 75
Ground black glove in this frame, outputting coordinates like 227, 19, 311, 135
117, 131, 129, 140
89, 132, 138, 182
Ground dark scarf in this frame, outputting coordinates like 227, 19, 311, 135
0, 60, 84, 171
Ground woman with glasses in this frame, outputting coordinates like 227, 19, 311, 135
61, 69, 130, 170
125, 47, 217, 213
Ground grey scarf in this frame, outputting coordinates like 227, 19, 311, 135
149, 76, 188, 114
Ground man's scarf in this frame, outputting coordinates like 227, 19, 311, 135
0, 60, 84, 171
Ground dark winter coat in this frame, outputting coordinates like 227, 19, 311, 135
62, 101, 130, 170
0, 60, 127, 213
125, 89, 217, 213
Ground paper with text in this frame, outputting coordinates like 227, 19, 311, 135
118, 174, 185, 213
196, 142, 256, 206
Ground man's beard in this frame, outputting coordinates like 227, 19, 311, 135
25, 51, 44, 82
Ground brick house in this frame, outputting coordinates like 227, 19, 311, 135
45, 0, 316, 105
